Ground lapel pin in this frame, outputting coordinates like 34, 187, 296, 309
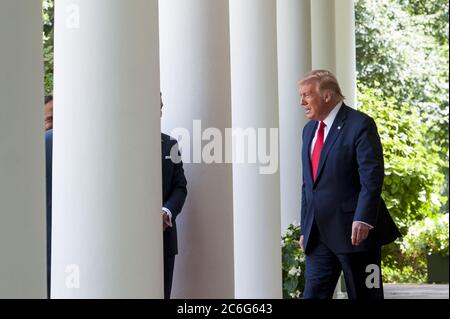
337, 126, 341, 130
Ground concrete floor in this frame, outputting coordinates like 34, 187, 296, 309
384, 283, 449, 299
335, 284, 449, 299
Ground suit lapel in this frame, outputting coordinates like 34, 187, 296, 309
314, 104, 348, 185
304, 121, 317, 184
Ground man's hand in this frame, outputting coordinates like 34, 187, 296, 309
162, 212, 173, 231
299, 235, 305, 251
351, 221, 370, 246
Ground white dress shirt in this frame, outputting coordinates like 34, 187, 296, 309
162, 207, 172, 219
311, 102, 342, 155
310, 101, 373, 229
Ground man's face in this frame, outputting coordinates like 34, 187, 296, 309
299, 81, 327, 121
44, 100, 53, 130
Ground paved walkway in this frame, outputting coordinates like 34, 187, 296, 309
384, 284, 449, 299
335, 284, 449, 299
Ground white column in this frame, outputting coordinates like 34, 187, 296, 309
310, 0, 357, 108
159, 0, 235, 298
277, 0, 311, 232
52, 0, 163, 298
230, 0, 282, 298
0, 0, 46, 298
310, 0, 336, 73
335, 0, 357, 108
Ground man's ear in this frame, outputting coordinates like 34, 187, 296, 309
323, 90, 333, 103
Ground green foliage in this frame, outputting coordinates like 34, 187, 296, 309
43, 0, 54, 96
382, 212, 448, 283
400, 0, 449, 46
358, 85, 445, 232
281, 223, 305, 299
355, 0, 449, 155
401, 213, 449, 257
382, 258, 427, 283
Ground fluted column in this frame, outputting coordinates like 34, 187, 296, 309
277, 0, 311, 232
0, 0, 46, 299
52, 0, 163, 298
229, 0, 282, 298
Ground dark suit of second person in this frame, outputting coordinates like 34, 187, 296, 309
45, 128, 53, 299
298, 70, 400, 299
161, 133, 187, 299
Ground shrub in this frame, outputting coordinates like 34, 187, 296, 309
401, 213, 449, 257
43, 0, 54, 96
281, 223, 305, 298
382, 261, 427, 283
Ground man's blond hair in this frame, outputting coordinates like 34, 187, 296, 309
299, 70, 345, 101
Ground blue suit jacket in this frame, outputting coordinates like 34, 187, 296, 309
161, 133, 187, 256
300, 104, 400, 254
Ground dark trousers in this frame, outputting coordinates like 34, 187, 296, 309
164, 253, 175, 299
304, 226, 384, 299
46, 208, 51, 299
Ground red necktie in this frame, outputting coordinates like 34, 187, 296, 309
311, 121, 326, 181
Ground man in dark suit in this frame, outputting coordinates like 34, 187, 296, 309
160, 93, 188, 299
298, 70, 400, 299
44, 95, 53, 299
